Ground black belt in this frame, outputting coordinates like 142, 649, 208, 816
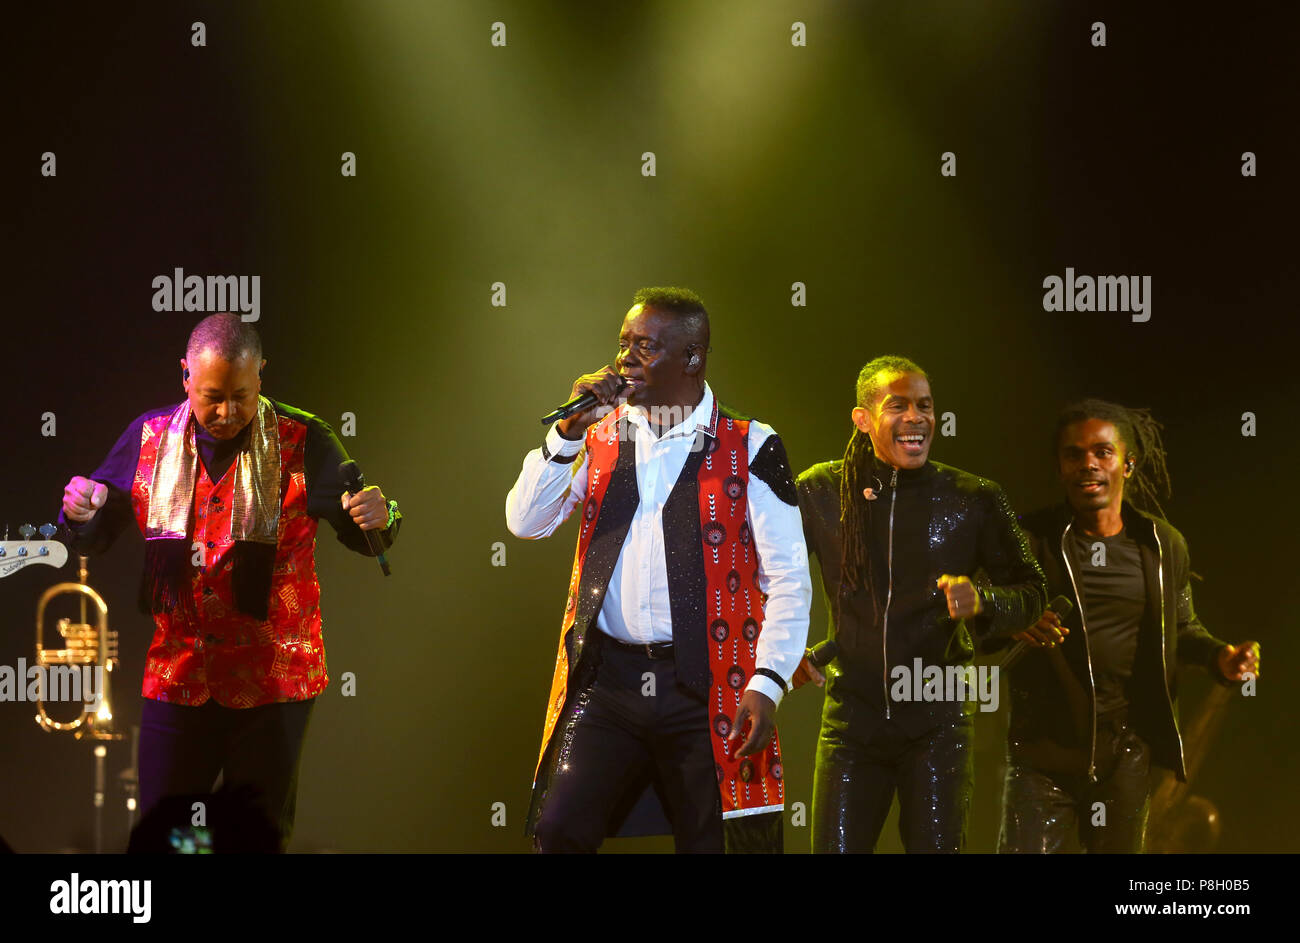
599, 633, 675, 660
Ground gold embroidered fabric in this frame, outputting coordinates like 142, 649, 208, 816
145, 396, 280, 544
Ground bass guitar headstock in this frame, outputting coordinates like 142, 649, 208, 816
0, 523, 70, 579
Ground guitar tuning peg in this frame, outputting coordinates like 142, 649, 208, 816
19, 524, 36, 540
39, 523, 57, 540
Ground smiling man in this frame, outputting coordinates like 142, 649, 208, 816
60, 313, 400, 851
793, 355, 1045, 853
507, 287, 810, 853
996, 399, 1259, 853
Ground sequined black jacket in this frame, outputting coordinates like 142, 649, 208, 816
994, 503, 1229, 782
797, 457, 1046, 737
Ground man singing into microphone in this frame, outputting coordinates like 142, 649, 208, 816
793, 356, 1045, 853
60, 313, 400, 851
507, 287, 810, 853
996, 399, 1259, 853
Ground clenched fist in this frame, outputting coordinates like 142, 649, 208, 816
556, 366, 628, 440
341, 485, 389, 531
937, 574, 983, 620
63, 476, 108, 523
1217, 641, 1261, 682
791, 654, 825, 690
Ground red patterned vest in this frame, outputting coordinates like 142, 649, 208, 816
131, 411, 325, 707
531, 401, 784, 836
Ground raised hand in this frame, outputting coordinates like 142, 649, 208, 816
62, 476, 107, 523
556, 366, 627, 439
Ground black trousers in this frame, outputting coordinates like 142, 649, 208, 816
137, 696, 316, 852
812, 691, 974, 853
534, 636, 723, 853
999, 719, 1152, 854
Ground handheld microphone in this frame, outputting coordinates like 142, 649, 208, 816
541, 378, 629, 425
999, 595, 1073, 668
338, 460, 391, 577
807, 639, 839, 668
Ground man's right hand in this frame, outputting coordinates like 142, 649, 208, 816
556, 366, 627, 440
62, 476, 107, 523
1012, 609, 1069, 648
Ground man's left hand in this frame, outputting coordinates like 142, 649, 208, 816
728, 689, 776, 757
1217, 641, 1261, 682
341, 485, 388, 531
938, 574, 982, 620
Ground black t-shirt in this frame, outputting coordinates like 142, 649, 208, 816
195, 419, 251, 484
1068, 526, 1145, 714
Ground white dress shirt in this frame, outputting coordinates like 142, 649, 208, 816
506, 383, 811, 705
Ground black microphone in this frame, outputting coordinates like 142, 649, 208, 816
806, 639, 839, 668
999, 595, 1073, 668
540, 378, 629, 425
338, 460, 391, 576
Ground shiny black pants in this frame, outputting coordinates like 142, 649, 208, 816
999, 726, 1151, 853
533, 641, 722, 853
812, 697, 973, 853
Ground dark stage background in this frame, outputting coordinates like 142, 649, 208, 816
3, 1, 1296, 854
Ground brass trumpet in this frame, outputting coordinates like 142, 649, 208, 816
34, 554, 121, 741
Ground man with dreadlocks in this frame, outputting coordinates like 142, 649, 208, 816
793, 356, 1046, 853
995, 399, 1260, 853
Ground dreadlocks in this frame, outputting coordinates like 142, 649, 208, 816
839, 356, 929, 602
1054, 398, 1172, 518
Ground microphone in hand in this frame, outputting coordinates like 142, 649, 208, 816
338, 460, 391, 577
1000, 595, 1074, 668
542, 369, 630, 427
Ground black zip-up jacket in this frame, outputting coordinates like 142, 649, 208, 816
797, 456, 1046, 737
994, 502, 1229, 781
